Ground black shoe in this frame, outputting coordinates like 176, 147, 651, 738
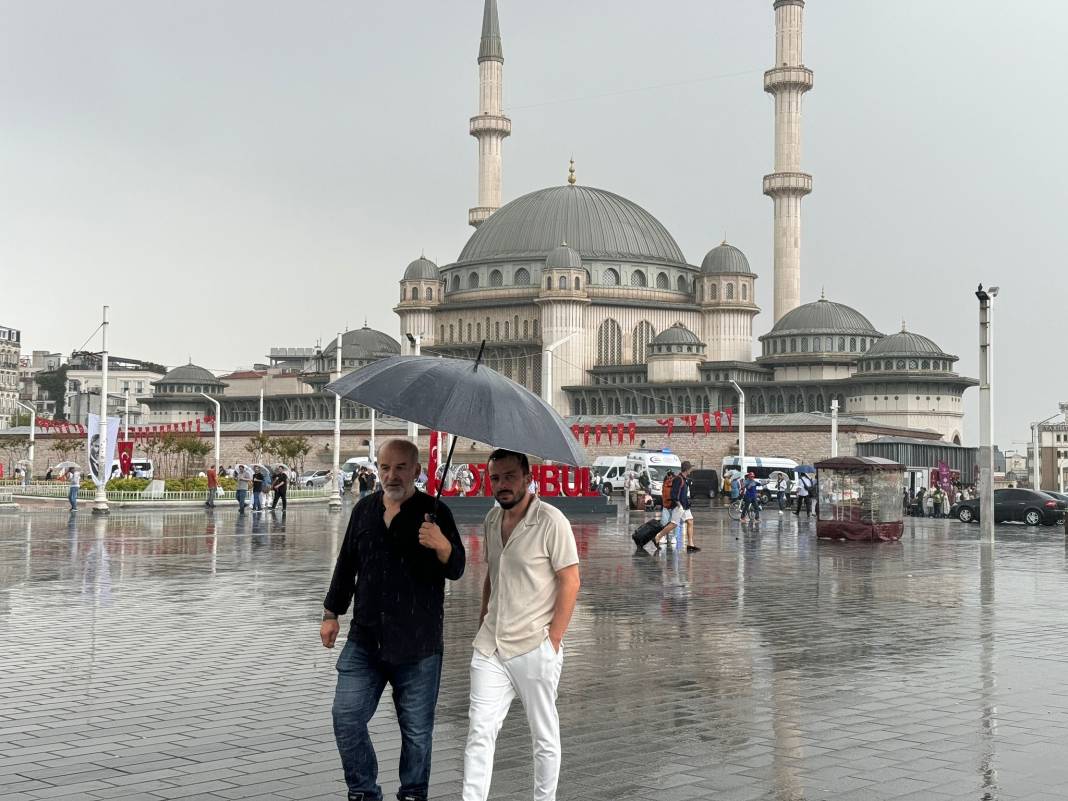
686, 545, 701, 552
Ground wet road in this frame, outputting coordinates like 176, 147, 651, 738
2, 502, 1068, 800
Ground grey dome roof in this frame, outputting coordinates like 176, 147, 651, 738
322, 326, 401, 361
701, 242, 752, 274
403, 257, 439, 281
545, 242, 582, 269
652, 322, 703, 346
156, 363, 223, 385
456, 185, 687, 266
868, 329, 949, 358
768, 298, 881, 336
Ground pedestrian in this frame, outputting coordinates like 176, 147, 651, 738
902, 487, 910, 516
924, 489, 935, 518
67, 467, 80, 511
205, 464, 217, 508
729, 473, 741, 504
271, 467, 288, 511
794, 472, 813, 517
462, 449, 580, 801
653, 462, 699, 551
357, 468, 374, 501
659, 470, 676, 526
322, 439, 465, 801
741, 471, 761, 522
941, 488, 952, 518
335, 468, 345, 500
235, 464, 250, 513
252, 468, 265, 512
45, 467, 53, 481
776, 473, 789, 513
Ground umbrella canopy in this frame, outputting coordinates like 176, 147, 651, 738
325, 355, 587, 466
797, 464, 816, 474
53, 461, 81, 471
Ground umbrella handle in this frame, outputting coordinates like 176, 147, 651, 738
431, 432, 462, 522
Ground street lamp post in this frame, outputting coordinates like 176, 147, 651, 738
830, 398, 839, 458
92, 306, 110, 515
15, 400, 34, 481
330, 332, 343, 511
199, 393, 221, 482
543, 332, 581, 412
405, 333, 422, 440
729, 380, 746, 476
123, 389, 130, 442
976, 284, 999, 544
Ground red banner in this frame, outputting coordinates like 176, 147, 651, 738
117, 441, 133, 476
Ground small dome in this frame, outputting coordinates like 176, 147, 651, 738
545, 242, 582, 270
403, 256, 439, 281
156, 363, 223, 386
322, 326, 402, 361
701, 242, 752, 275
651, 322, 703, 347
868, 329, 949, 358
768, 297, 880, 336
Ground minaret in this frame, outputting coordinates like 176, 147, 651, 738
763, 0, 813, 322
468, 0, 512, 227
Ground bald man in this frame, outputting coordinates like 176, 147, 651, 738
322, 438, 466, 801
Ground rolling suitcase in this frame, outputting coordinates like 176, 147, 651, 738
631, 518, 661, 552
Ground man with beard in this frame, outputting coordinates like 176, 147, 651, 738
462, 450, 581, 801
322, 438, 465, 801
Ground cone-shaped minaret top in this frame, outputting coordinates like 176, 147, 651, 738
469, 0, 512, 227
478, 0, 503, 63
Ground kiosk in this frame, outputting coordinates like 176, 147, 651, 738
815, 456, 905, 542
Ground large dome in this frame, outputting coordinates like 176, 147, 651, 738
456, 185, 687, 266
868, 329, 949, 357
322, 326, 401, 360
701, 242, 752, 275
769, 297, 881, 336
156, 363, 223, 386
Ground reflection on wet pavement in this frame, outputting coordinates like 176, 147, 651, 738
2, 502, 1068, 800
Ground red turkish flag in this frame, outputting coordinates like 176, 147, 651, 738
714, 411, 723, 431
656, 417, 675, 437
702, 412, 711, 434
582, 425, 590, 446
628, 421, 636, 444
687, 414, 698, 435
594, 424, 602, 445
617, 423, 624, 445
725, 408, 734, 430
571, 424, 581, 440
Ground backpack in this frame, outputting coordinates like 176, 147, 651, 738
662, 475, 677, 509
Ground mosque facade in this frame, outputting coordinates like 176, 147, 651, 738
394, 0, 976, 445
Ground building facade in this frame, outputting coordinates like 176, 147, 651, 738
0, 325, 21, 429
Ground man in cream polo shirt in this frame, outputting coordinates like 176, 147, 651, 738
462, 449, 581, 801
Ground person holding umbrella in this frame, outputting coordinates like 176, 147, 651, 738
321, 438, 465, 801
462, 449, 581, 801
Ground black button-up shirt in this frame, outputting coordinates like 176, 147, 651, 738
324, 490, 465, 664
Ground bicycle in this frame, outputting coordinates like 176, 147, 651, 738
728, 498, 763, 521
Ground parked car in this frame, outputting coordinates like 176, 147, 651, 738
299, 469, 331, 488
952, 488, 1067, 526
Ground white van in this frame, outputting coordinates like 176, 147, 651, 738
592, 456, 627, 493
627, 451, 683, 495
721, 456, 798, 497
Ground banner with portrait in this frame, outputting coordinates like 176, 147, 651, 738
86, 413, 121, 488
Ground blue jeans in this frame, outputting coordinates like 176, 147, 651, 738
777, 491, 786, 511
68, 486, 78, 510
252, 491, 263, 511
332, 641, 442, 801
236, 489, 247, 512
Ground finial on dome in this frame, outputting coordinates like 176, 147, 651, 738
820, 286, 826, 300
560, 240, 568, 248
567, 159, 576, 185
901, 319, 907, 333
722, 232, 728, 246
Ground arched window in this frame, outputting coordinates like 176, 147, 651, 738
495, 322, 500, 339
801, 337, 809, 353
425, 287, 433, 301
597, 319, 623, 366
440, 325, 445, 341
451, 275, 460, 292
677, 275, 689, 293
467, 323, 472, 341
630, 271, 647, 287
790, 338, 797, 352
458, 318, 463, 341
546, 277, 553, 290
559, 276, 569, 290
825, 336, 833, 351
476, 322, 482, 340
849, 337, 857, 352
574, 277, 581, 290
710, 283, 718, 300
504, 322, 510, 339
410, 286, 419, 300
604, 268, 620, 286
726, 283, 735, 300
632, 321, 655, 363
860, 338, 867, 352
884, 360, 893, 370
816, 395, 824, 411
697, 284, 704, 302
741, 284, 748, 300
838, 337, 846, 351
449, 324, 455, 342
788, 396, 796, 413
921, 359, 930, 370
656, 272, 669, 289
523, 320, 529, 339
533, 320, 539, 337
797, 394, 805, 411
489, 269, 503, 287
514, 267, 530, 285
468, 272, 480, 289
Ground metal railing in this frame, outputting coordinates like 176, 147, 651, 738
10, 483, 334, 503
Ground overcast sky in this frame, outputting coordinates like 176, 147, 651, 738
3, 1, 1065, 446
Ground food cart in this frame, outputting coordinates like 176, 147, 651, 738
815, 456, 905, 542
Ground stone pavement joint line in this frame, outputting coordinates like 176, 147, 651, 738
1, 505, 1067, 800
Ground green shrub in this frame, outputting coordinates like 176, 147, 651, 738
105, 478, 151, 491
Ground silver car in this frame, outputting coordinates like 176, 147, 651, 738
299, 470, 331, 488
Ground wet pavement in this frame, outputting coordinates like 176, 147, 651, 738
2, 502, 1068, 801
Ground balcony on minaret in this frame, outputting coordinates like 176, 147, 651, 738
469, 114, 512, 137
763, 66, 813, 93
468, 207, 495, 227
762, 172, 813, 197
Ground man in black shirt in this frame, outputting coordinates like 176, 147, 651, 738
271, 468, 288, 511
322, 439, 465, 801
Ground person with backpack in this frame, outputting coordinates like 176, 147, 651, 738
794, 472, 814, 517
658, 470, 676, 526
653, 462, 699, 552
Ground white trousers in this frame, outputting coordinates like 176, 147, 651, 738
462, 640, 564, 801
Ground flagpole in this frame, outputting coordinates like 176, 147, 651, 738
330, 332, 343, 512
92, 306, 110, 515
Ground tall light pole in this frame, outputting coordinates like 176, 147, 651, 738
330, 332, 343, 511
543, 331, 581, 411
92, 306, 110, 515
1031, 412, 1059, 491
976, 285, 998, 544
15, 400, 34, 481
199, 393, 221, 482
123, 389, 130, 442
405, 333, 422, 440
830, 398, 839, 457
369, 409, 376, 463
729, 380, 746, 476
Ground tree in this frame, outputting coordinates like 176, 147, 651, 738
272, 436, 312, 474
35, 366, 69, 420
244, 434, 274, 463
50, 435, 84, 464
0, 437, 29, 476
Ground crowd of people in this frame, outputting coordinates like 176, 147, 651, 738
904, 484, 967, 518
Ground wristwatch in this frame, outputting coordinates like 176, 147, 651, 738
322, 611, 338, 621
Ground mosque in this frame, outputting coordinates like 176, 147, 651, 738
394, 0, 976, 444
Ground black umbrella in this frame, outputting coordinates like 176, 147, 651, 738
325, 343, 587, 505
